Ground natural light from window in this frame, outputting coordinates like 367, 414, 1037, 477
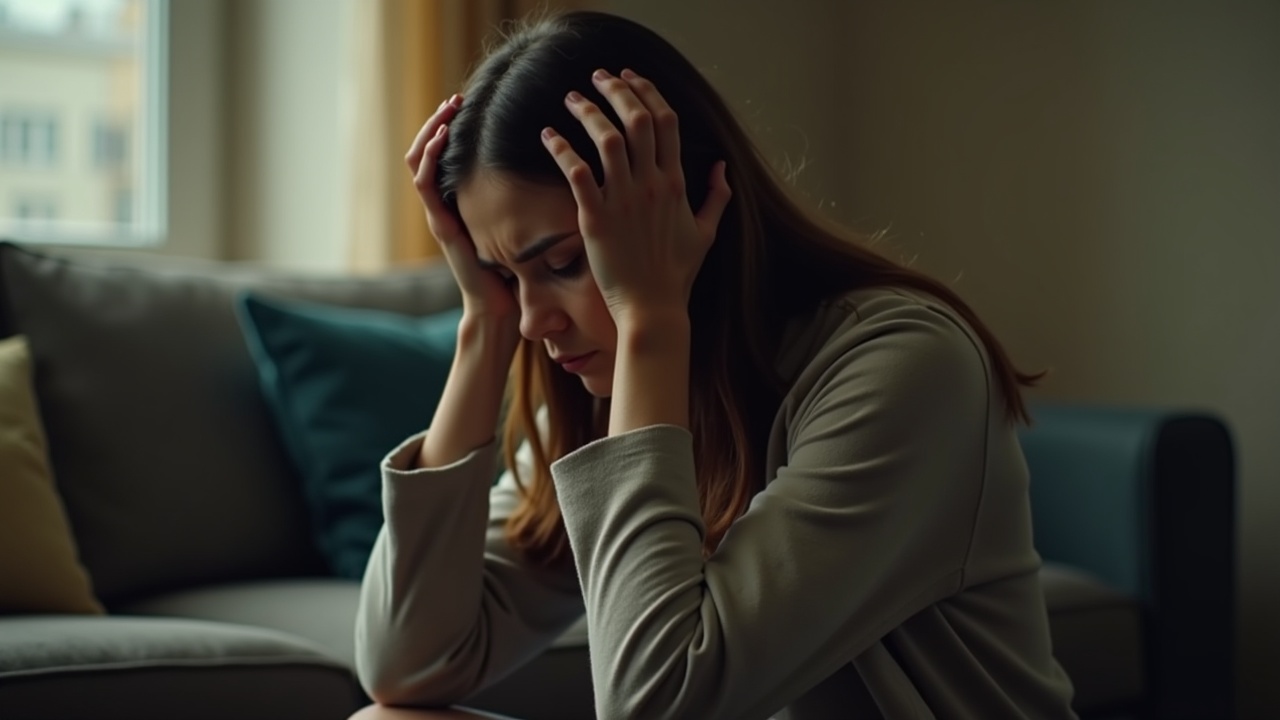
0, 0, 166, 246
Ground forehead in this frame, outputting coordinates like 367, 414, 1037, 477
456, 170, 577, 253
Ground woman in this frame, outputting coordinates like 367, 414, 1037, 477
353, 9, 1077, 720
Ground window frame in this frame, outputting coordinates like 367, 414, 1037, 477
0, 0, 169, 247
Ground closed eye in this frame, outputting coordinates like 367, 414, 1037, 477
549, 254, 585, 279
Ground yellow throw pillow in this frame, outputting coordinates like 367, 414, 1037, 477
0, 335, 103, 614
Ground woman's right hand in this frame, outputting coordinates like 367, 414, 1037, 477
407, 95, 519, 322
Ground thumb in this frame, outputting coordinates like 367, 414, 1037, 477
694, 161, 732, 241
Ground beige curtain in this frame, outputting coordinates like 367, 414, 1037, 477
349, 0, 595, 273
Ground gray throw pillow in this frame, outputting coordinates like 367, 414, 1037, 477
0, 242, 460, 604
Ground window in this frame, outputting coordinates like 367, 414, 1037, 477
0, 112, 58, 166
13, 195, 56, 221
0, 0, 167, 245
93, 117, 129, 171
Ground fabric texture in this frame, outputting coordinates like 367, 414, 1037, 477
236, 293, 462, 578
0, 616, 359, 720
0, 336, 102, 615
0, 242, 460, 604
120, 578, 365, 668
353, 287, 1079, 719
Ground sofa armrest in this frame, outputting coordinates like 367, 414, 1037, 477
1019, 403, 1236, 720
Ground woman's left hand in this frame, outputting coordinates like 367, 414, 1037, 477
541, 69, 732, 326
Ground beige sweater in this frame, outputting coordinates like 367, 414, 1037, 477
355, 288, 1078, 719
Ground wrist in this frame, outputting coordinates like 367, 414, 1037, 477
459, 309, 518, 339
613, 307, 690, 350
609, 310, 691, 434
457, 313, 520, 365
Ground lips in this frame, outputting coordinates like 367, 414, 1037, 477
554, 351, 597, 373
552, 352, 590, 364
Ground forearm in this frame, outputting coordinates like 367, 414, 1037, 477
360, 436, 586, 706
419, 314, 519, 468
356, 454, 493, 704
609, 310, 691, 436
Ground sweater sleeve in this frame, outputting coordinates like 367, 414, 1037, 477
354, 432, 584, 706
550, 308, 992, 720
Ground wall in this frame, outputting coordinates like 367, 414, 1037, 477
605, 1, 849, 226
610, 0, 1279, 715
223, 0, 353, 271
162, 0, 223, 259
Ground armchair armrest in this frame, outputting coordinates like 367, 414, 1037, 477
1019, 403, 1236, 720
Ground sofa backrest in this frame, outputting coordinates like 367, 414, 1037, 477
0, 242, 461, 606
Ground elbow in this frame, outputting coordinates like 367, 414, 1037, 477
357, 665, 467, 709
354, 642, 476, 709
359, 671, 418, 709
355, 656, 417, 707
355, 655, 465, 707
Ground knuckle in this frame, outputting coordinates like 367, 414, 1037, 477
624, 111, 653, 135
567, 164, 594, 186
599, 132, 626, 154
654, 109, 678, 130
413, 162, 436, 182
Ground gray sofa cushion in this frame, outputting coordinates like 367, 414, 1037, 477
0, 615, 360, 720
121, 578, 592, 668
0, 242, 461, 605
1041, 562, 1144, 714
121, 578, 366, 667
122, 578, 597, 720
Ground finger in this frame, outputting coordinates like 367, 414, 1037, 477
405, 94, 462, 173
694, 161, 733, 241
564, 85, 631, 190
619, 69, 680, 172
415, 124, 460, 241
590, 69, 657, 176
542, 126, 604, 216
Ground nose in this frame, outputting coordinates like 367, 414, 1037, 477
517, 283, 568, 341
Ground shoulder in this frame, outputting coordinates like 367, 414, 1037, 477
777, 287, 994, 444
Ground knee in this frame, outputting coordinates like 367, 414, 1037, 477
349, 704, 513, 720
348, 704, 443, 720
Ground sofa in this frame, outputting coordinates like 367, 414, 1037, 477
0, 241, 1236, 720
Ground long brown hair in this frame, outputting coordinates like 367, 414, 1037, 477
436, 11, 1043, 568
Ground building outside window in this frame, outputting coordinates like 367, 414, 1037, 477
92, 116, 128, 171
12, 195, 56, 221
0, 0, 166, 245
0, 112, 59, 167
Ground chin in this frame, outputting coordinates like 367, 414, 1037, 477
581, 375, 612, 398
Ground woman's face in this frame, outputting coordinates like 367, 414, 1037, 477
456, 170, 617, 398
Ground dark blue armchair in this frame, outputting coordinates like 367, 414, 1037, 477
1021, 404, 1236, 719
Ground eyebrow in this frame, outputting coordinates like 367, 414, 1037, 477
476, 232, 577, 271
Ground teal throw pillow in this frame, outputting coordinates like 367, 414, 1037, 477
236, 293, 461, 579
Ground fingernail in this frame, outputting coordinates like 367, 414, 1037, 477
620, 69, 638, 80
566, 91, 584, 104
435, 125, 447, 138
593, 69, 609, 82
447, 93, 461, 107
542, 127, 557, 141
